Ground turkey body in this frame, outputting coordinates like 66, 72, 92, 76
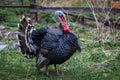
17, 11, 81, 76
45, 32, 80, 64
31, 26, 81, 64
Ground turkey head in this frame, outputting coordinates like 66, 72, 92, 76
55, 11, 70, 32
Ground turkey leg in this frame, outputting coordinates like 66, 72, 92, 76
54, 64, 59, 75
46, 65, 50, 76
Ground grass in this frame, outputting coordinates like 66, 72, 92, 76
0, 23, 120, 80
0, 0, 119, 79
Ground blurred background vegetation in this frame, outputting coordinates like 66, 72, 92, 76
0, 0, 113, 26
0, 0, 120, 80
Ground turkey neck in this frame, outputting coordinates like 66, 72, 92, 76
58, 16, 70, 33
58, 23, 70, 33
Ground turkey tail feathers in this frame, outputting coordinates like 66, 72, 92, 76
19, 15, 27, 34
17, 15, 37, 58
18, 15, 34, 34
17, 34, 29, 54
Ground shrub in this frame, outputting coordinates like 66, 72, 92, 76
0, 8, 29, 22
38, 12, 55, 23
116, 51, 120, 60
0, 9, 9, 22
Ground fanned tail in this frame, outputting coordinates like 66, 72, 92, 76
18, 15, 28, 34
17, 15, 49, 69
17, 15, 36, 58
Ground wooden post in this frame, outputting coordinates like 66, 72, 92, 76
30, 0, 38, 23
21, 0, 23, 5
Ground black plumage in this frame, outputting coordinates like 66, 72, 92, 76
31, 27, 48, 47
42, 32, 80, 64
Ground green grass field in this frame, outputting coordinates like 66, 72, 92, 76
0, 23, 120, 80
0, 0, 120, 79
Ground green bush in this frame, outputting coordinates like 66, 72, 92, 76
116, 51, 120, 60
0, 8, 29, 22
10, 8, 29, 15
0, 9, 9, 22
38, 12, 55, 23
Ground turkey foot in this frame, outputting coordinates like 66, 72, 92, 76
45, 66, 50, 76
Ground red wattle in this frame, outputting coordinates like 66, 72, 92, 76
63, 25, 70, 32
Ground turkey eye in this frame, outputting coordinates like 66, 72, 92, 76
58, 13, 62, 16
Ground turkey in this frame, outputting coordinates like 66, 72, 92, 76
17, 11, 81, 76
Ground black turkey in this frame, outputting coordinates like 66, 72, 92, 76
17, 11, 81, 76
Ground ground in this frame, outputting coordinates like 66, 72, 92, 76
0, 23, 120, 80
